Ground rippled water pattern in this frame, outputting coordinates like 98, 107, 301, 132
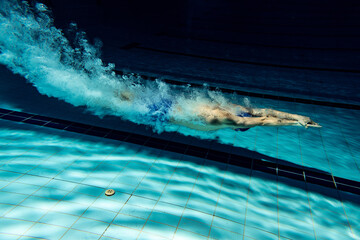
0, 119, 359, 240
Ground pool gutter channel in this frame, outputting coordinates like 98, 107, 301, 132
0, 107, 359, 196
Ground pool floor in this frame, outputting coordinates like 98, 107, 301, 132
0, 119, 359, 240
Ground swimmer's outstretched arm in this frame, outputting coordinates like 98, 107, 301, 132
171, 115, 301, 132
232, 104, 318, 127
250, 108, 306, 121
171, 105, 304, 132
239, 116, 301, 128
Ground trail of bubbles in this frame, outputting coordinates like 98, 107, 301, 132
0, 0, 245, 136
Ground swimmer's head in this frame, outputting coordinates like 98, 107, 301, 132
115, 91, 133, 101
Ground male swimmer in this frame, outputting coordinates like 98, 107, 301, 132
117, 90, 321, 132
172, 103, 321, 132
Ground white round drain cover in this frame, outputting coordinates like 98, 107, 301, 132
105, 189, 115, 196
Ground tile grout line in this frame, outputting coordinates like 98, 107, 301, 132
97, 128, 182, 239
274, 96, 280, 240
132, 126, 189, 239
3, 161, 303, 236
0, 129, 76, 192
276, 126, 281, 240
168, 126, 211, 240
119, 138, 179, 239
293, 94, 319, 240
317, 129, 356, 239
0, 116, 79, 169
55, 133, 153, 239
57, 141, 127, 240
4, 194, 321, 236
308, 78, 358, 234
1, 108, 359, 239
298, 127, 317, 240
206, 133, 238, 239
134, 149, 184, 238
241, 127, 257, 240
312, 95, 357, 232
95, 127, 183, 239
170, 157, 207, 239
0, 114, 40, 148
14, 128, 116, 239
2, 111, 360, 195
0, 231, 46, 240
333, 108, 360, 175
0, 125, 92, 220
0, 216, 122, 240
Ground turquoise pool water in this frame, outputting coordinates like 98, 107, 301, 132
0, 116, 359, 239
0, 1, 359, 239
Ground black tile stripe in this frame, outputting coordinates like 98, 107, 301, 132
278, 169, 304, 181
0, 107, 359, 196
114, 70, 360, 110
156, 32, 360, 51
23, 118, 49, 126
336, 184, 360, 195
334, 177, 360, 188
10, 111, 33, 118
44, 121, 68, 130
124, 44, 360, 73
305, 176, 337, 188
179, 21, 360, 38
0, 109, 13, 115
106, 131, 131, 141
1, 114, 26, 122
190, 18, 360, 30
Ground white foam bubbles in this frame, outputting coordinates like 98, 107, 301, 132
0, 0, 245, 136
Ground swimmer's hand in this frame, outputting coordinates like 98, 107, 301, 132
297, 116, 321, 128
297, 116, 310, 127
306, 120, 322, 128
300, 119, 322, 128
